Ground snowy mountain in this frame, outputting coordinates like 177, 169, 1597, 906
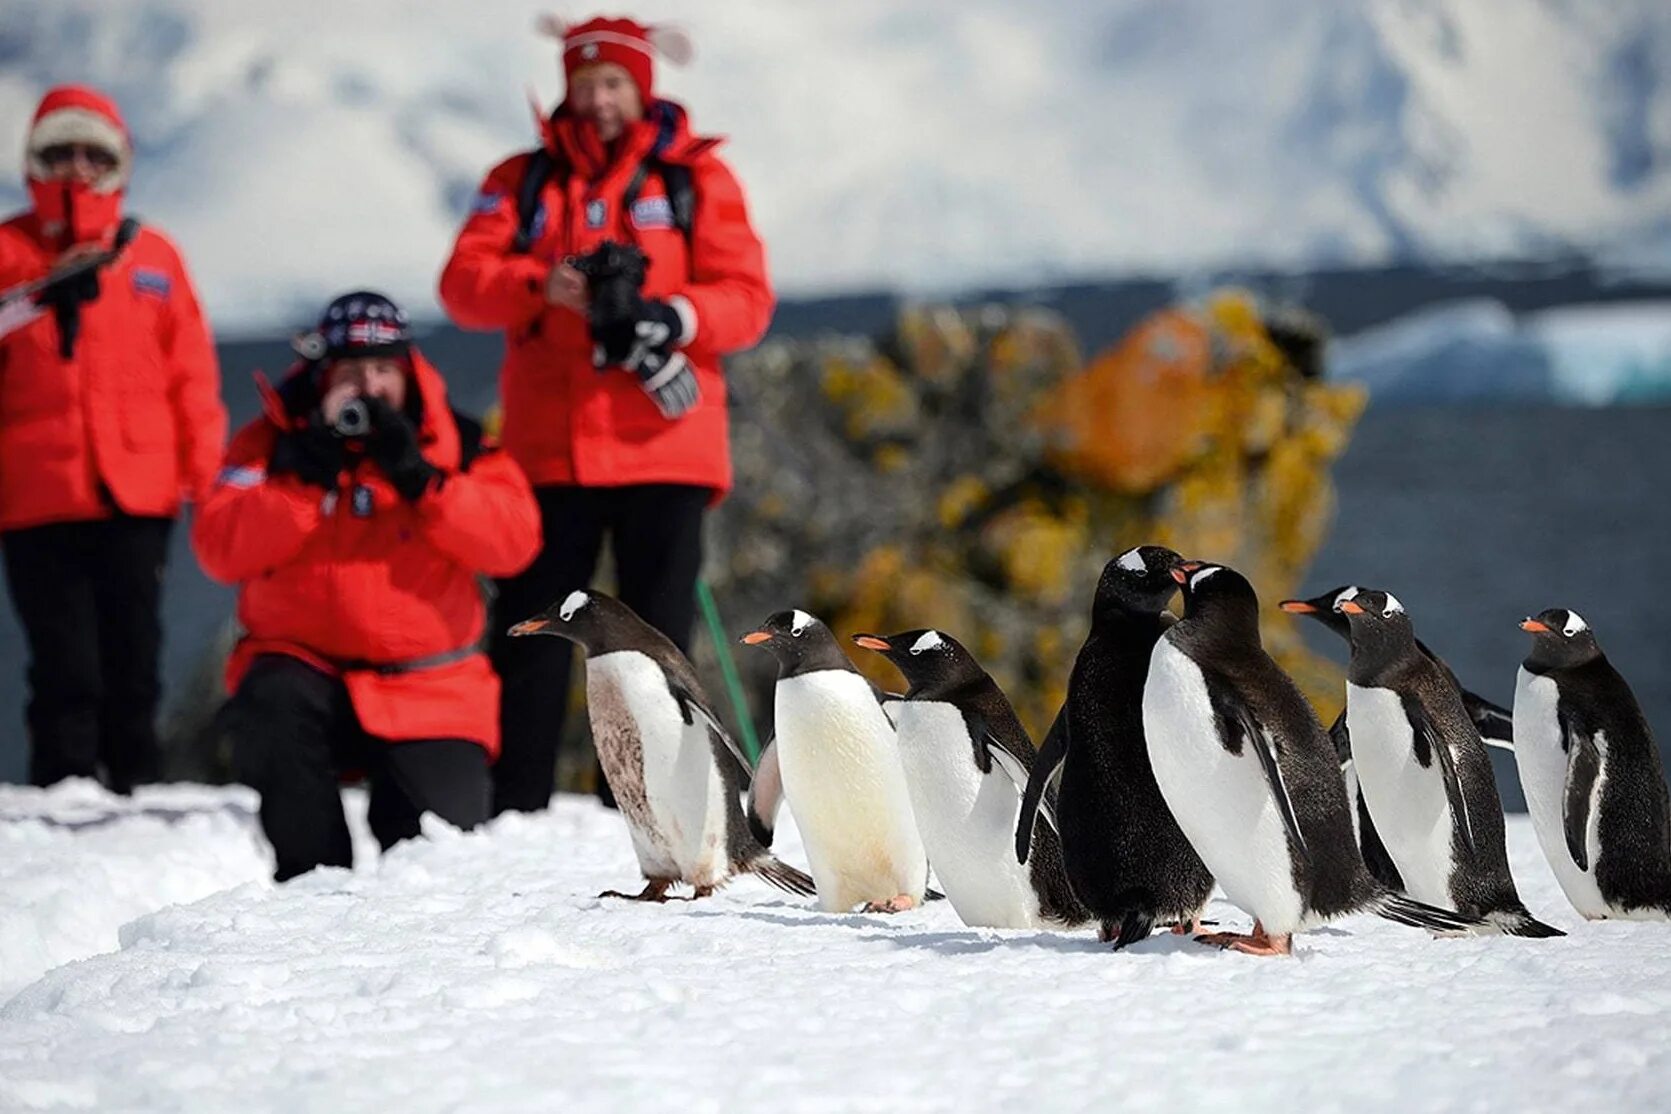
2, 0, 1670, 333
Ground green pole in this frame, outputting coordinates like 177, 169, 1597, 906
696, 578, 762, 764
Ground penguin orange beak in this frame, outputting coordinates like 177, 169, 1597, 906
1279, 600, 1316, 614
740, 631, 772, 645
508, 618, 551, 636
1170, 567, 1189, 584
852, 635, 891, 652
1520, 618, 1550, 633
1338, 600, 1366, 615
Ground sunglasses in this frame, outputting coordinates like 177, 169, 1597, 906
38, 143, 120, 172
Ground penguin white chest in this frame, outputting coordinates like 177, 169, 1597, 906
774, 672, 927, 911
890, 701, 1042, 929
1514, 668, 1611, 918
1142, 638, 1306, 934
1346, 683, 1461, 909
586, 652, 729, 884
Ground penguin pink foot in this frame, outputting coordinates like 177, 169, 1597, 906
1195, 919, 1292, 957
863, 894, 920, 914
600, 880, 675, 902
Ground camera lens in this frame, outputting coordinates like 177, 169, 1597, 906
333, 397, 371, 438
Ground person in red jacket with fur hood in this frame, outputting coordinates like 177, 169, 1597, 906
440, 15, 775, 815
0, 85, 225, 793
193, 292, 540, 881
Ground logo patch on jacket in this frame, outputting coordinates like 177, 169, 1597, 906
630, 196, 675, 230
470, 190, 504, 216
585, 199, 608, 229
351, 485, 375, 518
131, 268, 171, 299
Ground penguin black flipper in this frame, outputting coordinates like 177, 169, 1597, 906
746, 736, 784, 849
981, 735, 1059, 837
1463, 689, 1515, 751
1208, 680, 1309, 867
1404, 694, 1477, 859
1016, 711, 1068, 866
1328, 708, 1352, 770
1562, 711, 1603, 871
668, 679, 755, 786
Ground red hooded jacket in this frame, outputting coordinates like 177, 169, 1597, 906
438, 100, 773, 496
0, 87, 224, 532
191, 351, 541, 755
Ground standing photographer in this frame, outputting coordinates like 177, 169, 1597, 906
440, 15, 774, 814
192, 292, 540, 880
0, 85, 225, 792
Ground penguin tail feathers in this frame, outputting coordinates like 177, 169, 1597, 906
1110, 909, 1155, 951
745, 855, 816, 898
1488, 909, 1567, 938
1369, 892, 1493, 936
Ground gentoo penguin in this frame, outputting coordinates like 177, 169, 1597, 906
1013, 546, 1214, 948
740, 610, 929, 913
1143, 563, 1489, 955
1335, 588, 1562, 936
852, 628, 1086, 929
1514, 609, 1671, 920
1281, 587, 1515, 748
510, 591, 814, 902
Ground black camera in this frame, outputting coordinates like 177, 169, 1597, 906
332, 397, 371, 438
572, 240, 649, 323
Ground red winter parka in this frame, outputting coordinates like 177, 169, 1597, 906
439, 99, 773, 496
0, 217, 224, 532
191, 351, 541, 756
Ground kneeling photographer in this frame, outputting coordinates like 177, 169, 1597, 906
192, 292, 541, 881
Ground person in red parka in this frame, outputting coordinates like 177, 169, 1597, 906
0, 85, 225, 793
440, 15, 775, 815
193, 292, 540, 880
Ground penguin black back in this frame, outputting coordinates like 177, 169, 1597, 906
1021, 545, 1214, 946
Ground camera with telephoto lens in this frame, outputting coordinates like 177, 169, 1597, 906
571, 240, 649, 325
332, 396, 372, 438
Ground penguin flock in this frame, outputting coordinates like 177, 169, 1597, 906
508, 547, 1671, 957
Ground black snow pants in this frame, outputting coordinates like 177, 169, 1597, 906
488, 483, 707, 815
1, 513, 173, 793
224, 654, 490, 882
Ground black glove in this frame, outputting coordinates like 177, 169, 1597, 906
269, 421, 345, 490
363, 397, 442, 501
589, 299, 699, 419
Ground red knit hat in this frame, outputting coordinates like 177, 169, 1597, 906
536, 14, 692, 102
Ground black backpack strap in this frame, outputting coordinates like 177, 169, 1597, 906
512, 147, 557, 254
623, 155, 697, 249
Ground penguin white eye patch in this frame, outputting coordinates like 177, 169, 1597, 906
1188, 566, 1221, 590
909, 631, 945, 655
1380, 593, 1405, 618
790, 610, 814, 636
1562, 612, 1588, 637
1116, 548, 1146, 573
559, 591, 589, 621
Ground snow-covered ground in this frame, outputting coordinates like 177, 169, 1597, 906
1, 781, 1668, 1111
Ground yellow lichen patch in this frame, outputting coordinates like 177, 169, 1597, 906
938, 475, 990, 530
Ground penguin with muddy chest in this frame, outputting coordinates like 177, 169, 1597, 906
510, 591, 814, 902
1335, 588, 1561, 936
1143, 563, 1491, 955
741, 610, 929, 914
1515, 609, 1671, 921
853, 628, 1086, 929
1014, 546, 1215, 948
